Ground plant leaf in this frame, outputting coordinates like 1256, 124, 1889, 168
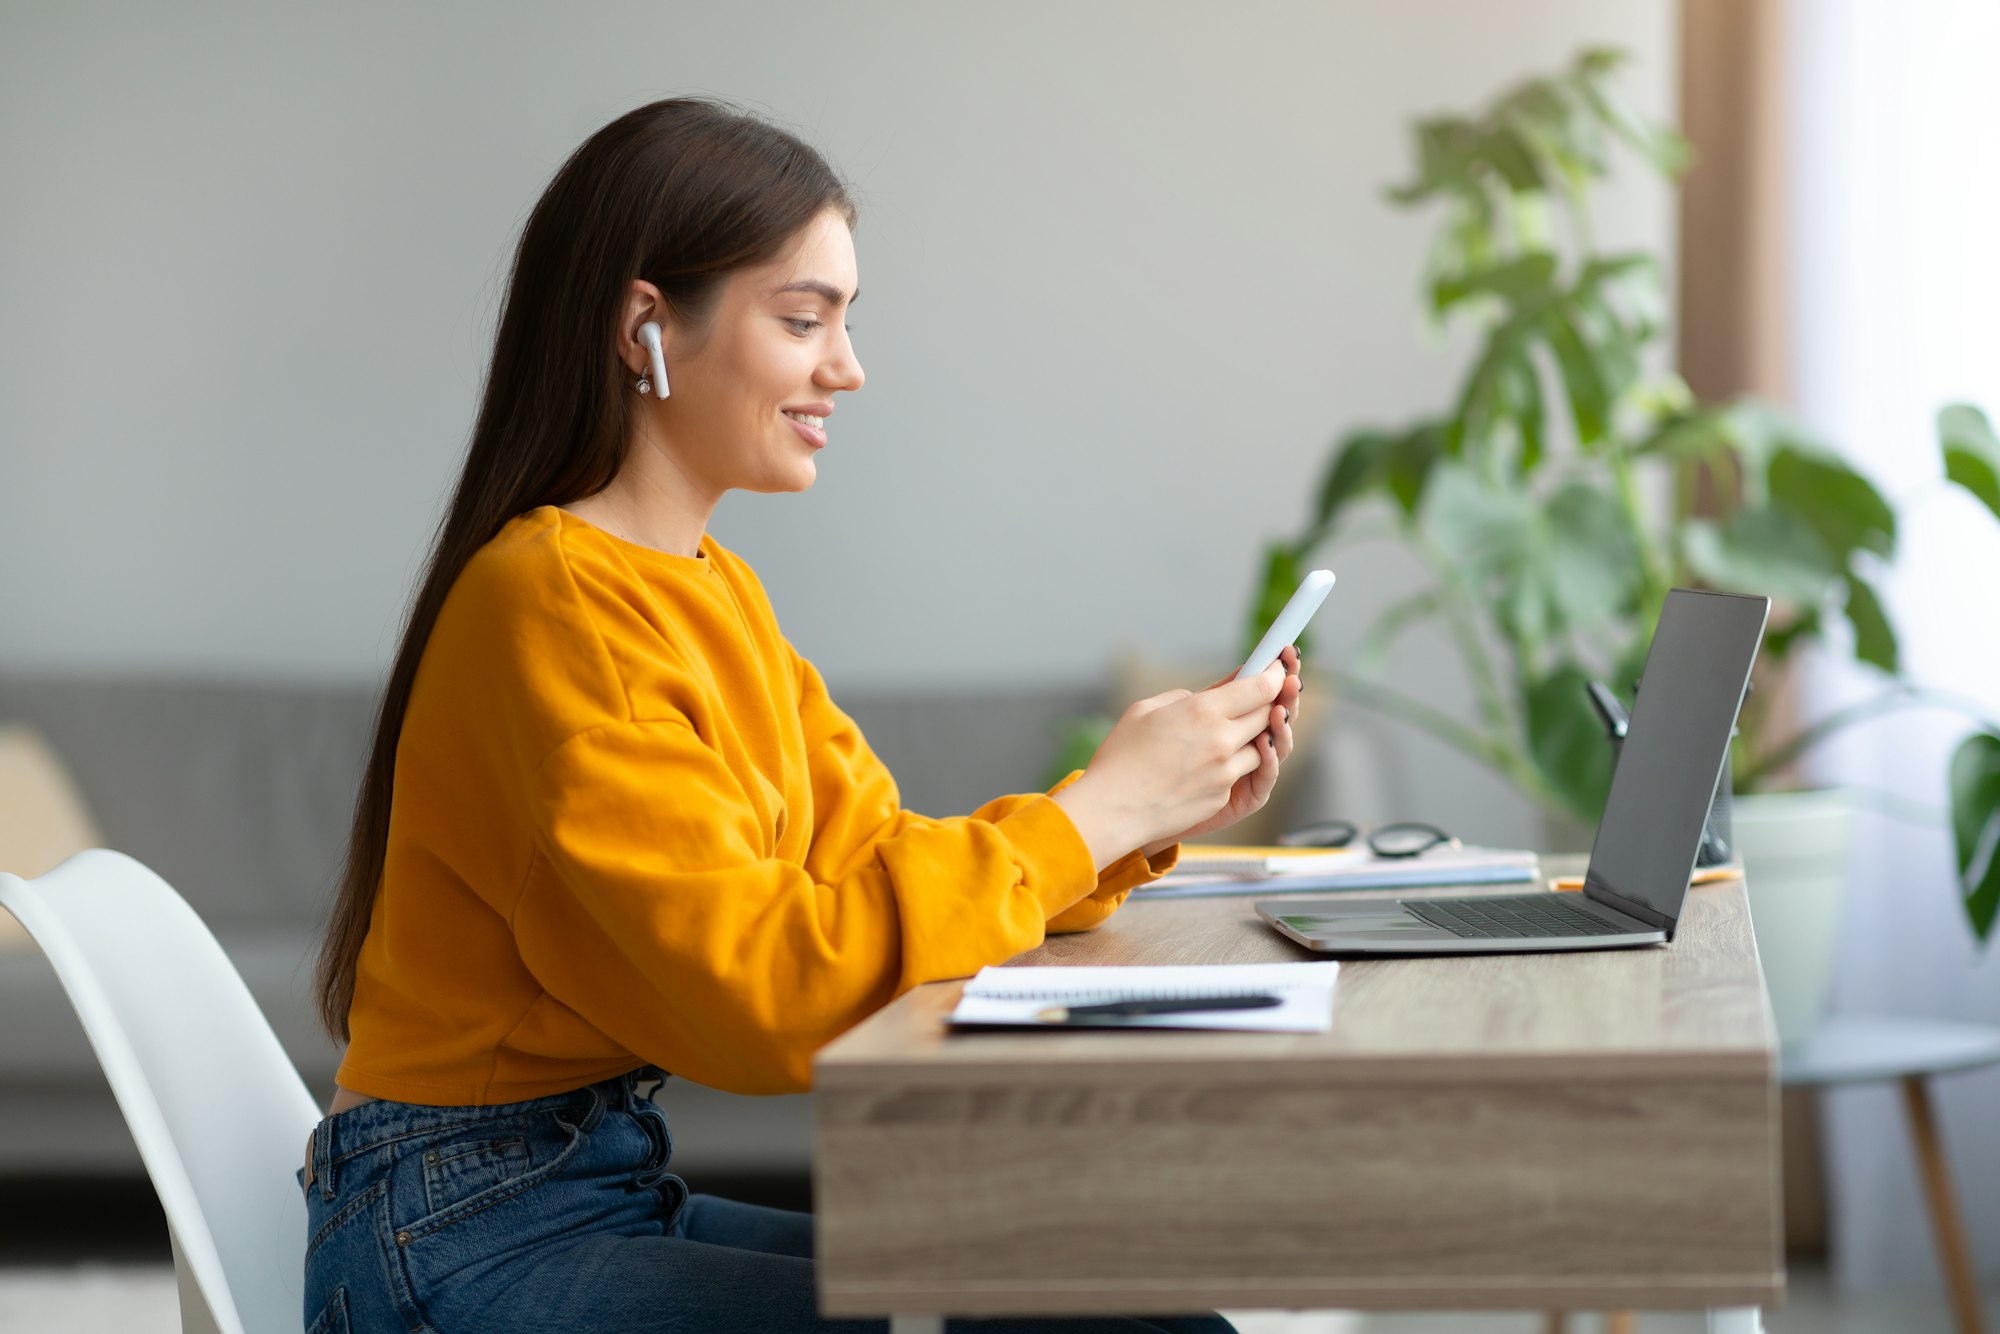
1574, 48, 1629, 77
1421, 463, 1561, 650
1482, 123, 1546, 192
1545, 483, 1644, 631
1422, 466, 1641, 656
1576, 254, 1655, 284
1385, 423, 1445, 516
1715, 399, 1790, 504
1526, 665, 1617, 823
1948, 731, 2000, 945
1572, 54, 1692, 177
1540, 303, 1609, 445
1505, 353, 1545, 475
1310, 430, 1397, 535
1769, 448, 1897, 561
1840, 572, 1898, 674
1431, 251, 1558, 315
1503, 80, 1604, 187
1636, 408, 1732, 461
1421, 462, 1539, 588
1389, 117, 1481, 205
1579, 254, 1665, 337
1448, 316, 1536, 456
1681, 509, 1840, 605
1566, 260, 1653, 407
1761, 605, 1821, 664
1567, 293, 1642, 414
1940, 403, 2000, 524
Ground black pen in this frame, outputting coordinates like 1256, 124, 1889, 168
1033, 994, 1283, 1023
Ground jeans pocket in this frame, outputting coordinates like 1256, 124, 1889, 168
304, 1179, 386, 1269
305, 1286, 350, 1334
421, 1134, 532, 1216
402, 1104, 590, 1242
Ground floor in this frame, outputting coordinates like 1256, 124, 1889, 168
0, 1179, 1992, 1333
1, 1263, 1995, 1333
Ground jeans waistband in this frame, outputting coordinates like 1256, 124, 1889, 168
308, 1065, 668, 1202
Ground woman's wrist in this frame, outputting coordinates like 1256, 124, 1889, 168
1048, 775, 1149, 874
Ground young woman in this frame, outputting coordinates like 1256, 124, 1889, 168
302, 98, 1301, 1334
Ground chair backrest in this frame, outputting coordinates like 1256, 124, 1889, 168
0, 850, 322, 1334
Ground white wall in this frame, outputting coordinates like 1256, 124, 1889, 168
1789, 0, 2000, 1293
0, 0, 1675, 841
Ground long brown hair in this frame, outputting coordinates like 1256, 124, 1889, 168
315, 99, 855, 1042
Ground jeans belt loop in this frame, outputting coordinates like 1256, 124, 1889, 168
311, 1118, 337, 1201
580, 1080, 609, 1134
637, 1064, 670, 1102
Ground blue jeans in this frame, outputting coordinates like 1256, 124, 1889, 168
299, 1068, 1238, 1334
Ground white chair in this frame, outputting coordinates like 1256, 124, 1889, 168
0, 849, 322, 1334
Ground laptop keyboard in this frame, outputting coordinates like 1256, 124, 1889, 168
1405, 894, 1641, 939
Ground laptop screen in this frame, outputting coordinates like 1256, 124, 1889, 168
1584, 589, 1769, 931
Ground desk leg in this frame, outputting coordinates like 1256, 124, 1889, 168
1706, 1309, 1762, 1333
890, 1318, 944, 1334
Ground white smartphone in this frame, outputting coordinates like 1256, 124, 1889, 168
1234, 569, 1336, 680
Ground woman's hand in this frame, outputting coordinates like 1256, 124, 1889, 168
1140, 644, 1302, 852
1052, 646, 1303, 870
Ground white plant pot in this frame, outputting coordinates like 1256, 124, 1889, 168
1730, 789, 1855, 1048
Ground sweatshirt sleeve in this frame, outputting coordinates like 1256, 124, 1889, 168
513, 712, 1107, 1095
788, 649, 1176, 930
1044, 842, 1180, 932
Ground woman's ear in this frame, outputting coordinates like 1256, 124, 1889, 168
620, 280, 670, 378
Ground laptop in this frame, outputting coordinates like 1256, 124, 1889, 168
1257, 587, 1770, 955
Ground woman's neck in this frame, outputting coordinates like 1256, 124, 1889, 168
562, 472, 712, 559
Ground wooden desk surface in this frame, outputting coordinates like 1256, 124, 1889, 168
813, 879, 1783, 1317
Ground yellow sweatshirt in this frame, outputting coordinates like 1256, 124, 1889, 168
336, 507, 1175, 1104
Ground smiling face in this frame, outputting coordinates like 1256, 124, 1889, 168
646, 208, 864, 500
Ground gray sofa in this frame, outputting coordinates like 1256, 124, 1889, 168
0, 671, 1103, 1181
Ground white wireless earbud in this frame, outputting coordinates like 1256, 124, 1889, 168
638, 321, 669, 398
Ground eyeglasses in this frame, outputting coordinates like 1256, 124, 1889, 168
1277, 819, 1457, 859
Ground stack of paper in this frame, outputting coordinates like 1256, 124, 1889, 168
947, 962, 1339, 1032
1139, 844, 1539, 900
1171, 845, 1366, 878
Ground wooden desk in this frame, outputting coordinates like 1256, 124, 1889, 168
812, 879, 1783, 1330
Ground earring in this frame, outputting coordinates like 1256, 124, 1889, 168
636, 371, 652, 395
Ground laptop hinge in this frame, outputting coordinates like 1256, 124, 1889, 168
1582, 876, 1676, 934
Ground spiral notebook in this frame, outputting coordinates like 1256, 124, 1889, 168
946, 962, 1339, 1032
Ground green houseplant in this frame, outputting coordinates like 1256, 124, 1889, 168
1239, 49, 2000, 945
